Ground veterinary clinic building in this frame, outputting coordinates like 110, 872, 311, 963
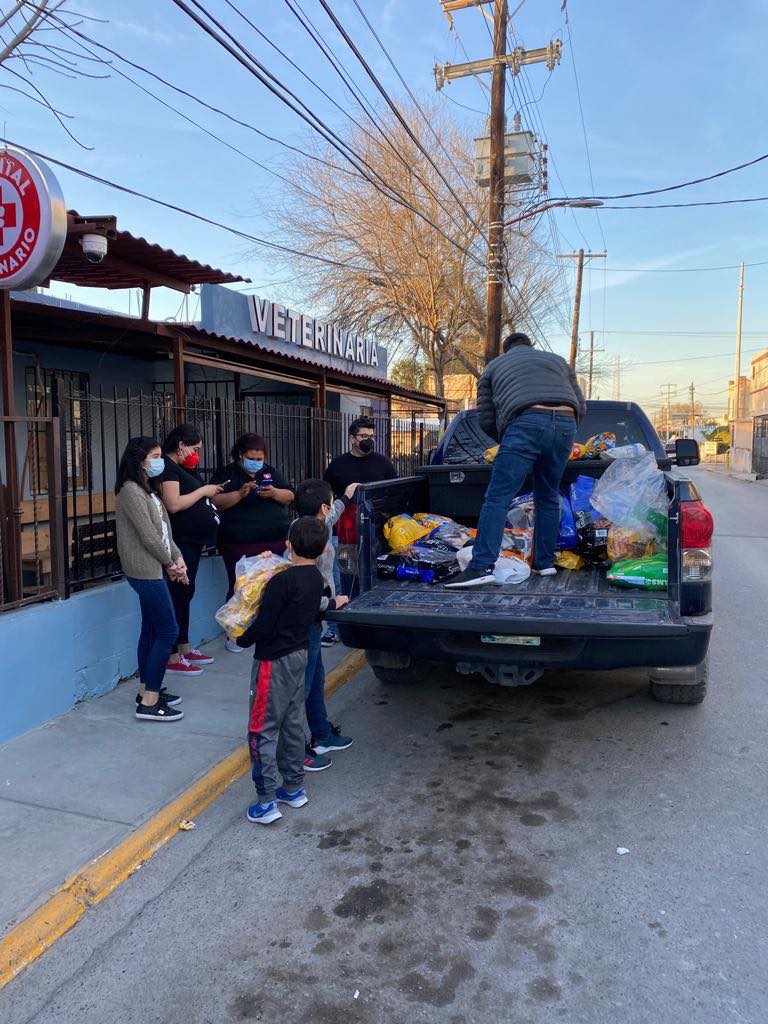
0, 210, 443, 743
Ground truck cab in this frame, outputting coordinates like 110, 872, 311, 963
328, 401, 713, 705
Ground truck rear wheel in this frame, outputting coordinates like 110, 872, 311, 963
366, 651, 431, 685
649, 658, 708, 705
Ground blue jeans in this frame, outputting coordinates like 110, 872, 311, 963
324, 536, 341, 639
305, 623, 331, 742
470, 410, 577, 571
128, 577, 179, 691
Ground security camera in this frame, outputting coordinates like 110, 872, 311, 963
80, 233, 108, 264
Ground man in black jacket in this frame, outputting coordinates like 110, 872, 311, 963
446, 333, 586, 588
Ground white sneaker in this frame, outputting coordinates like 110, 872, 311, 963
225, 638, 244, 653
532, 567, 557, 577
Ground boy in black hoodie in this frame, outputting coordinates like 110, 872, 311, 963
237, 517, 326, 825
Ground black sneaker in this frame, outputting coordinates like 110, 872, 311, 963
135, 700, 184, 722
320, 631, 338, 648
443, 567, 499, 589
304, 743, 332, 772
135, 688, 182, 708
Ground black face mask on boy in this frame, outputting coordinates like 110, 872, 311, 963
357, 438, 374, 455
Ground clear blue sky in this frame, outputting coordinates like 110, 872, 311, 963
10, 0, 768, 414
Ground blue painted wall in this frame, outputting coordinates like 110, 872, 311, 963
0, 555, 227, 746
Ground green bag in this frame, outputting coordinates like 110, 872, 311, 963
607, 554, 668, 590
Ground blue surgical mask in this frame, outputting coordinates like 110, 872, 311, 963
243, 458, 264, 474
146, 457, 165, 478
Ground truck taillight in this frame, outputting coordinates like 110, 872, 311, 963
681, 500, 714, 583
681, 501, 713, 549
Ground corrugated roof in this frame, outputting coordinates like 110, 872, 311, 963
49, 211, 249, 291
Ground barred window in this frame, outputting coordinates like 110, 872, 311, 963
25, 368, 91, 492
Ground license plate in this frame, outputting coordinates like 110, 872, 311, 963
481, 634, 541, 646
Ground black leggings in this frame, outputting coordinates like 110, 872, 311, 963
167, 541, 203, 649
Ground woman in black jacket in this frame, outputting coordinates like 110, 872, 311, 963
159, 424, 223, 675
212, 433, 294, 653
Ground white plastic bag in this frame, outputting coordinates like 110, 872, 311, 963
215, 553, 288, 638
591, 452, 666, 532
604, 443, 647, 460
457, 545, 531, 584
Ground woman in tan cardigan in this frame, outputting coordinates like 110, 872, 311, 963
115, 437, 189, 722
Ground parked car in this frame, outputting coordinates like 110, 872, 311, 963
328, 401, 713, 704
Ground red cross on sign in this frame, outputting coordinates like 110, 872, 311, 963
0, 146, 66, 290
0, 188, 18, 245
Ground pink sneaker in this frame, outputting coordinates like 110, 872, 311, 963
184, 648, 215, 666
166, 656, 203, 675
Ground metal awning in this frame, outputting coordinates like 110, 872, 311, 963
47, 211, 249, 294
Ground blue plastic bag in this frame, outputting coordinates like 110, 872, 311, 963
570, 475, 597, 516
557, 494, 578, 550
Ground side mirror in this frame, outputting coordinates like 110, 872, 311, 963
674, 438, 700, 467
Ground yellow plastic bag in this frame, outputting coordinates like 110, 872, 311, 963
555, 550, 585, 570
383, 514, 432, 550
484, 444, 500, 463
215, 553, 288, 639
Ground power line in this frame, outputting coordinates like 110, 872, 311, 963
0, 137, 414, 274
170, 0, 486, 270
61, 23, 362, 181
588, 259, 768, 273
315, 0, 488, 243
564, 16, 607, 251
349, 0, 483, 225
590, 150, 768, 201
281, 0, 483, 247
601, 196, 768, 210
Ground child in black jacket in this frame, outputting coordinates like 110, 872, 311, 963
237, 517, 326, 825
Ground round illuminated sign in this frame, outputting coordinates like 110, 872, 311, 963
0, 146, 66, 290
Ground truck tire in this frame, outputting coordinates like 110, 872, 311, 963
366, 651, 431, 685
649, 658, 708, 705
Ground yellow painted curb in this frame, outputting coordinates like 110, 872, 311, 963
0, 648, 365, 990
325, 648, 367, 699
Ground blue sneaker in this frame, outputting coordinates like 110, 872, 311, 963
311, 722, 353, 755
246, 800, 282, 824
275, 786, 309, 808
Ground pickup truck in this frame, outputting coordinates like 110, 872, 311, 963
328, 401, 714, 704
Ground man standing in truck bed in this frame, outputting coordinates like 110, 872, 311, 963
446, 332, 586, 589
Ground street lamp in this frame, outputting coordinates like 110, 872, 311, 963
504, 198, 603, 227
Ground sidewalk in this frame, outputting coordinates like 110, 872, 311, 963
702, 463, 759, 482
0, 634, 351, 941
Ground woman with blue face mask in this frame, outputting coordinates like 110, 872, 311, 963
115, 437, 188, 722
212, 433, 294, 650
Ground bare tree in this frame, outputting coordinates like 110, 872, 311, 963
266, 101, 562, 396
0, 1, 110, 148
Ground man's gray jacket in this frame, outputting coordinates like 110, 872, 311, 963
477, 346, 587, 441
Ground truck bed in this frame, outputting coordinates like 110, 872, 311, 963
338, 566, 684, 638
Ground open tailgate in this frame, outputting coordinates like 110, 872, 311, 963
329, 570, 687, 638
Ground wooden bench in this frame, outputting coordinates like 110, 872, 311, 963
71, 519, 121, 582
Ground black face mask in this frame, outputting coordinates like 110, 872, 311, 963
357, 438, 374, 455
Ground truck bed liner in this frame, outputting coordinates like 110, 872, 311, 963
335, 568, 685, 637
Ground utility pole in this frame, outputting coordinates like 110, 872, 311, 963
557, 251, 607, 367
484, 0, 508, 368
661, 383, 677, 441
614, 355, 622, 401
435, 2, 561, 365
733, 261, 745, 420
689, 381, 696, 438
587, 330, 605, 400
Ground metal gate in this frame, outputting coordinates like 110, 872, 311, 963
753, 415, 768, 478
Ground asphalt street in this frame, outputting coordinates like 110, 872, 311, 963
3, 468, 766, 1024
